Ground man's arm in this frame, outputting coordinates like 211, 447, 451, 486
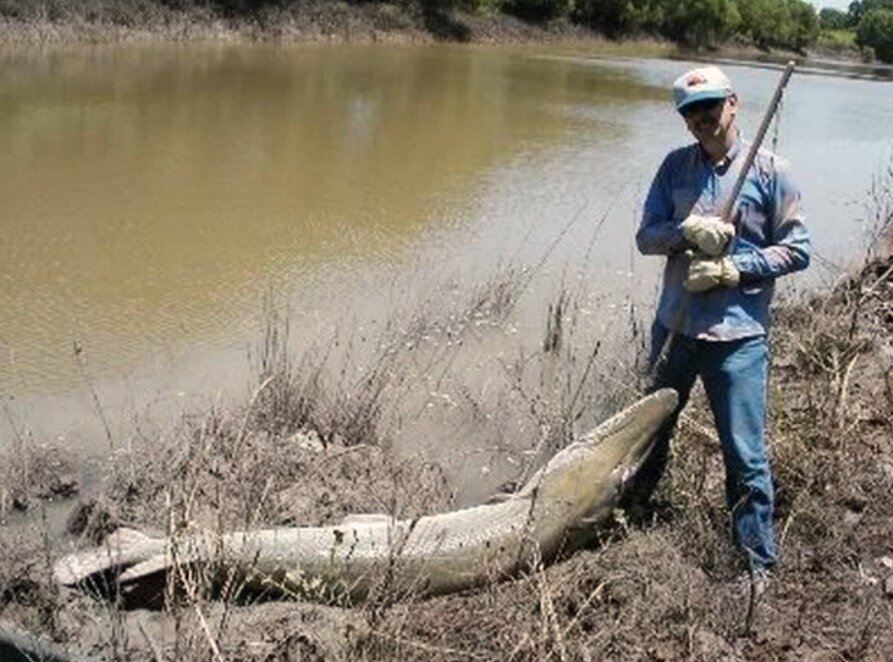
730, 162, 810, 279
636, 155, 690, 256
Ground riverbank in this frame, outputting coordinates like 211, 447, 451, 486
2, 189, 892, 659
0, 1, 609, 46
4, 0, 891, 83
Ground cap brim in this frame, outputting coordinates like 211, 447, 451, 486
676, 90, 730, 112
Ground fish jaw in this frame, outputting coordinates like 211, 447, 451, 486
523, 388, 678, 551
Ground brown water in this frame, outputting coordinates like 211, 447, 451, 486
2, 43, 891, 470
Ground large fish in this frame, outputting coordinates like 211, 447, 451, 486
0, 626, 89, 662
53, 389, 676, 602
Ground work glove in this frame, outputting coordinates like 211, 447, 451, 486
684, 255, 740, 292
680, 214, 735, 256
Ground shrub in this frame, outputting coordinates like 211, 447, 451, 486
819, 7, 849, 30
856, 7, 893, 61
500, 0, 572, 22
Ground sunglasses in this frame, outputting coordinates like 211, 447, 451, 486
681, 97, 725, 118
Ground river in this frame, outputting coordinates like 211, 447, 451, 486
1, 42, 891, 503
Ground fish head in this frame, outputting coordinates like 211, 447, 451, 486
523, 388, 678, 522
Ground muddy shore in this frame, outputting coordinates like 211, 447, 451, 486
2, 220, 892, 659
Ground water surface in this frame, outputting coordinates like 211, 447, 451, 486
1, 43, 891, 468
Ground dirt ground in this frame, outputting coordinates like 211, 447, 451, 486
1, 241, 891, 661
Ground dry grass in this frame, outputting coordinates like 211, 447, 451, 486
1, 241, 889, 660
0, 430, 77, 521
2, 169, 893, 659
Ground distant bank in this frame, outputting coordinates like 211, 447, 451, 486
0, 1, 602, 46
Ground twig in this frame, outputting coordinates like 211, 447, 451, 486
835, 354, 859, 431
231, 374, 275, 458
137, 618, 165, 662
534, 560, 568, 662
73, 339, 114, 451
742, 566, 759, 637
566, 340, 601, 423
172, 549, 226, 662
560, 578, 610, 639
366, 630, 488, 660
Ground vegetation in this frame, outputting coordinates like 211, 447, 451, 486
1, 0, 891, 62
817, 0, 893, 62
856, 5, 893, 61
1, 0, 890, 60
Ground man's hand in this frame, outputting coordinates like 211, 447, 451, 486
684, 255, 740, 292
680, 215, 735, 256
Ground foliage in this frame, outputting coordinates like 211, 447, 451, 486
735, 0, 818, 51
856, 7, 893, 61
785, 0, 820, 50
819, 28, 858, 47
499, 0, 572, 21
573, 0, 656, 36
573, 0, 817, 51
662, 0, 741, 47
0, 0, 848, 53
820, 7, 849, 30
847, 0, 893, 27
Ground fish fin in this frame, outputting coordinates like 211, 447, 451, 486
53, 527, 163, 586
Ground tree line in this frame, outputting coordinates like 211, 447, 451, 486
358, 0, 822, 52
819, 0, 893, 62
150, 0, 893, 62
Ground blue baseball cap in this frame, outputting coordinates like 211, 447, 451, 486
672, 65, 733, 113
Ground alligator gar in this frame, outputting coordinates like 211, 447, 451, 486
53, 389, 677, 601
0, 626, 89, 662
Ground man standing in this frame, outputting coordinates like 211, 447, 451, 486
634, 65, 810, 586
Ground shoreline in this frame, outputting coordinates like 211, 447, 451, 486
2, 7, 890, 83
1, 239, 891, 660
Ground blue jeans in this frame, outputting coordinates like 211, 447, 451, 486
637, 321, 777, 571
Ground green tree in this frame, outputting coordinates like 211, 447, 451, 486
663, 0, 740, 47
785, 0, 819, 50
735, 0, 817, 50
819, 7, 849, 30
856, 7, 893, 61
500, 0, 572, 21
573, 0, 666, 36
573, 0, 628, 34
848, 1, 864, 26
862, 0, 893, 10
737, 0, 788, 48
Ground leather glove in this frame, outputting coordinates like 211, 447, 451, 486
684, 255, 740, 292
680, 215, 735, 256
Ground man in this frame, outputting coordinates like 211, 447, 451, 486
634, 65, 810, 585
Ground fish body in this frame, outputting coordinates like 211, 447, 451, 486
0, 626, 88, 662
54, 389, 677, 600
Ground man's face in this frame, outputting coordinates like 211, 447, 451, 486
682, 94, 737, 144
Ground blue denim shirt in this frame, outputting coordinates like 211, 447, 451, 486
637, 136, 811, 341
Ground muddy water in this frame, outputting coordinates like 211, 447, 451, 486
1, 44, 891, 499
